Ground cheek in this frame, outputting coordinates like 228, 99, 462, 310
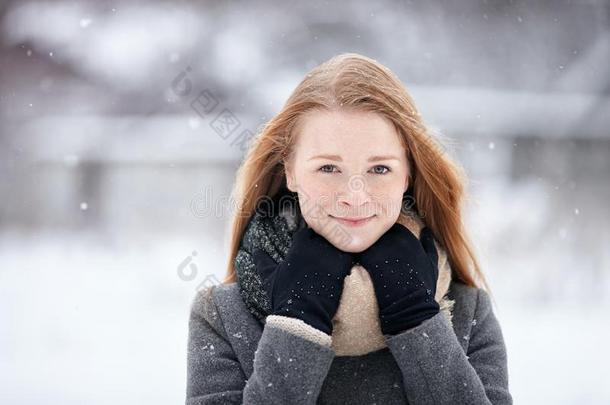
295, 177, 334, 217
370, 180, 406, 217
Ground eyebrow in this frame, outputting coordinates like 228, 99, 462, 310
307, 154, 401, 162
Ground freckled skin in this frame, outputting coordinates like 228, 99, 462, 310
284, 109, 409, 253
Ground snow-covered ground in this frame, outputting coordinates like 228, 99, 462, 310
1, 221, 608, 404
0, 229, 222, 404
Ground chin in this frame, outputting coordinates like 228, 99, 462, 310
342, 244, 369, 254
332, 234, 372, 253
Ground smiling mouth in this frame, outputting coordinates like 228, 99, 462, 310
330, 215, 375, 226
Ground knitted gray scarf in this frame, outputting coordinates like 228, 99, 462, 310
233, 188, 307, 323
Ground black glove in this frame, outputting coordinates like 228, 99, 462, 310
253, 226, 356, 335
356, 224, 440, 335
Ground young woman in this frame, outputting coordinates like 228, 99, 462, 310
185, 53, 512, 404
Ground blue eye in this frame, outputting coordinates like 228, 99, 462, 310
318, 164, 337, 173
372, 165, 391, 175
317, 164, 391, 174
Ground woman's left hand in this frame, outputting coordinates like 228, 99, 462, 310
356, 223, 440, 336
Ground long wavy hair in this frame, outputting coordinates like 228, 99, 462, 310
223, 52, 492, 298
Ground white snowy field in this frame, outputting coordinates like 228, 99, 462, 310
0, 229, 224, 404
0, 226, 608, 404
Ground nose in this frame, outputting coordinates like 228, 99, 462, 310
335, 174, 372, 213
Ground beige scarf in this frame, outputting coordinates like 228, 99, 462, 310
330, 212, 455, 356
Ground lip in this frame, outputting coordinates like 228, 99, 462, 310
331, 215, 375, 227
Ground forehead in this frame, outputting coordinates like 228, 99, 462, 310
295, 108, 403, 154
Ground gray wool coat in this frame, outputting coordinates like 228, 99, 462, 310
185, 279, 512, 404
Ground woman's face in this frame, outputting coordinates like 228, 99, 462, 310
284, 108, 409, 253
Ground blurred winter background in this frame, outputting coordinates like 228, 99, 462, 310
0, 0, 609, 403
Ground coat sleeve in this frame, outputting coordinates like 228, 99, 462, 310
384, 288, 513, 404
185, 287, 336, 405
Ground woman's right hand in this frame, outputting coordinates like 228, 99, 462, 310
252, 226, 356, 335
